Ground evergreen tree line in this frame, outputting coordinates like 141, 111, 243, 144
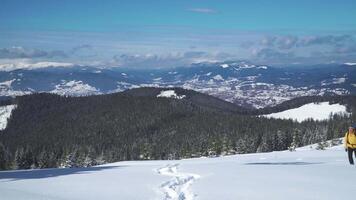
0, 89, 355, 170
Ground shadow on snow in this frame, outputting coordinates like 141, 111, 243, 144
244, 162, 323, 165
0, 166, 121, 181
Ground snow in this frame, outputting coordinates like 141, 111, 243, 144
157, 90, 186, 99
322, 78, 347, 86
263, 102, 350, 122
332, 77, 346, 84
240, 63, 256, 69
344, 62, 356, 66
1, 140, 355, 200
294, 138, 343, 151
258, 65, 268, 69
51, 80, 101, 96
157, 164, 200, 200
153, 77, 162, 81
220, 64, 229, 68
0, 79, 15, 88
0, 105, 16, 130
212, 75, 224, 81
0, 79, 31, 96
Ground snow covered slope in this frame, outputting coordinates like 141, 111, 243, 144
263, 102, 349, 122
0, 105, 16, 130
1, 140, 355, 200
157, 90, 186, 99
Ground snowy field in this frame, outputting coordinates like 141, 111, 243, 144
263, 102, 349, 122
1, 139, 355, 200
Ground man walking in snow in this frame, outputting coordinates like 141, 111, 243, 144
344, 124, 356, 165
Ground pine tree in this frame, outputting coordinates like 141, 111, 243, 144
0, 143, 10, 170
288, 129, 302, 151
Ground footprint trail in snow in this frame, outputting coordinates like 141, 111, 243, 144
157, 164, 200, 200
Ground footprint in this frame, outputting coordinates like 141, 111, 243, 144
157, 164, 200, 200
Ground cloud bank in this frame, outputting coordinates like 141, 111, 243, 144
0, 32, 355, 70
0, 47, 67, 59
252, 34, 356, 65
0, 60, 75, 71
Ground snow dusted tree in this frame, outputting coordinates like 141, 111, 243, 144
289, 129, 302, 151
14, 147, 35, 169
235, 138, 247, 154
37, 150, 57, 168
257, 135, 269, 153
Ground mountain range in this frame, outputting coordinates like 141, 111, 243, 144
1, 61, 355, 109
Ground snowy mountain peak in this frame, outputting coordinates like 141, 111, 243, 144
0, 79, 15, 88
0, 79, 31, 96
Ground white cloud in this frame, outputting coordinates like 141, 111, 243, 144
187, 8, 217, 14
110, 51, 232, 68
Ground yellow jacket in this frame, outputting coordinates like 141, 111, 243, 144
344, 131, 356, 149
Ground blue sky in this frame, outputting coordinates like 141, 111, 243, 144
0, 0, 356, 68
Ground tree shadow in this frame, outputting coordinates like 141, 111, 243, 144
244, 162, 323, 165
0, 166, 121, 181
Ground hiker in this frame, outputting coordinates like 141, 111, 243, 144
344, 124, 356, 165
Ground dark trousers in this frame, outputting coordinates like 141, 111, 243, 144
348, 147, 356, 165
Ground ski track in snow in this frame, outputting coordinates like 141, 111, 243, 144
157, 164, 200, 200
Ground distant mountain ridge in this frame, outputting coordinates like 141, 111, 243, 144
0, 61, 355, 108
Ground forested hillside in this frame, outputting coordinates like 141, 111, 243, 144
0, 88, 355, 170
